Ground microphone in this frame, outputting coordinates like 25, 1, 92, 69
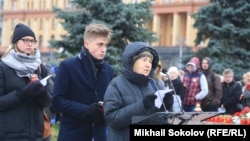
149, 78, 169, 113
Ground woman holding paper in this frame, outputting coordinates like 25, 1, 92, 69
104, 42, 173, 141
0, 23, 51, 141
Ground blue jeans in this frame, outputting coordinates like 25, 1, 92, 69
183, 105, 195, 112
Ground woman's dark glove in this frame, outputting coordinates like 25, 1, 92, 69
17, 81, 45, 99
24, 81, 45, 95
143, 94, 157, 109
162, 93, 173, 110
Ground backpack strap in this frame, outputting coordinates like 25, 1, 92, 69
37, 64, 49, 78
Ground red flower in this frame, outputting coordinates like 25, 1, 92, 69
246, 84, 250, 91
242, 106, 250, 113
234, 112, 241, 116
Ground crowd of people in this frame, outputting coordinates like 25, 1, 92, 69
0, 22, 249, 141
159, 57, 249, 115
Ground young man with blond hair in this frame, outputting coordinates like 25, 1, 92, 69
52, 23, 114, 141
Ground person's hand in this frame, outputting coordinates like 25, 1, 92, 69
143, 94, 157, 109
25, 81, 45, 95
17, 81, 45, 98
162, 93, 173, 110
86, 103, 104, 117
85, 103, 105, 124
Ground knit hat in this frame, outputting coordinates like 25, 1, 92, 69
11, 23, 36, 44
133, 51, 153, 63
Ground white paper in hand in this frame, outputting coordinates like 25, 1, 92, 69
217, 107, 225, 113
154, 88, 173, 108
40, 75, 52, 86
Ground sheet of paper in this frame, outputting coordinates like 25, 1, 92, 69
154, 89, 173, 108
217, 107, 225, 113
40, 75, 52, 86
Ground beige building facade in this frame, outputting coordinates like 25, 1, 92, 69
152, 0, 209, 48
0, 0, 209, 55
124, 0, 209, 49
0, 0, 71, 53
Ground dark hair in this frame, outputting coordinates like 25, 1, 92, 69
162, 68, 167, 74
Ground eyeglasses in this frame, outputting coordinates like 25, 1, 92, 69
20, 38, 37, 45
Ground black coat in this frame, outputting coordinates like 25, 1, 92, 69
165, 78, 184, 100
52, 49, 114, 141
0, 62, 51, 140
221, 81, 242, 114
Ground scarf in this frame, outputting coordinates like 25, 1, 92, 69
1, 49, 41, 78
122, 67, 151, 87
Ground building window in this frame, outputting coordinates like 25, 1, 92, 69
132, 0, 139, 4
0, 0, 3, 10
31, 1, 34, 10
11, 19, 16, 29
49, 35, 55, 48
51, 35, 55, 39
39, 19, 43, 30
52, 18, 56, 30
11, 19, 16, 42
28, 19, 31, 27
66, 0, 75, 9
27, 1, 30, 10
44, 1, 46, 9
51, 35, 55, 42
12, 0, 17, 10
39, 35, 43, 47
39, 1, 42, 10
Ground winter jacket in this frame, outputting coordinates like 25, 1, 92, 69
104, 42, 160, 141
200, 57, 222, 111
165, 78, 184, 100
241, 86, 250, 107
52, 48, 114, 141
221, 81, 242, 114
201, 71, 222, 109
0, 62, 51, 141
183, 57, 208, 106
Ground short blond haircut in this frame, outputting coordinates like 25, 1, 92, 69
84, 23, 112, 41
243, 72, 250, 83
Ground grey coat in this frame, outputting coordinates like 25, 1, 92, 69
104, 42, 159, 141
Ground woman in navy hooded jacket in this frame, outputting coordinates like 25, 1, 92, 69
104, 42, 173, 141
52, 23, 114, 141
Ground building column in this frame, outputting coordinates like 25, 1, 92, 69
186, 13, 195, 47
152, 14, 160, 46
172, 12, 180, 46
